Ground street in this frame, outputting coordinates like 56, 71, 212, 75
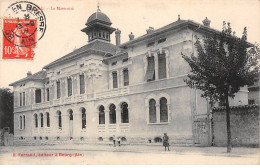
0, 144, 259, 164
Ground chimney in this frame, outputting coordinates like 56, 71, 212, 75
202, 17, 211, 27
27, 71, 32, 77
115, 28, 121, 46
146, 27, 154, 34
178, 14, 180, 21
129, 32, 134, 40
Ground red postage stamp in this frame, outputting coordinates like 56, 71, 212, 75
2, 1, 46, 60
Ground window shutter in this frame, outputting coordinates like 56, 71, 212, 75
145, 56, 155, 81
158, 53, 166, 79
112, 72, 118, 88
80, 75, 85, 94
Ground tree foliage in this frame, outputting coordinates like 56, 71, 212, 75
0, 88, 14, 133
182, 22, 260, 103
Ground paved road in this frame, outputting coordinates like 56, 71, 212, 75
0, 145, 259, 165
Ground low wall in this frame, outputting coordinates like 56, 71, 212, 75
212, 105, 259, 147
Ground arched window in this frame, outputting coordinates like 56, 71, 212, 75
160, 97, 168, 122
46, 112, 50, 127
34, 114, 38, 128
121, 102, 129, 123
20, 116, 22, 129
82, 108, 86, 129
149, 99, 156, 123
99, 105, 105, 124
109, 104, 116, 124
57, 111, 62, 128
23, 115, 25, 129
69, 110, 73, 120
40, 113, 43, 127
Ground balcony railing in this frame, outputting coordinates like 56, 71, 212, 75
16, 87, 130, 111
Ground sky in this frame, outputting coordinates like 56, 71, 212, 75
0, 0, 259, 89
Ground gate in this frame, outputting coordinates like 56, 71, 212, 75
193, 115, 211, 146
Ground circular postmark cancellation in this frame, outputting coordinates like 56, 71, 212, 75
2, 1, 46, 47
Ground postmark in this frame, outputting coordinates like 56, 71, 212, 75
2, 1, 46, 60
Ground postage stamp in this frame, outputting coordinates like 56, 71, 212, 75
2, 1, 46, 60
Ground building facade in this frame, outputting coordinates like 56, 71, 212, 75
10, 8, 248, 146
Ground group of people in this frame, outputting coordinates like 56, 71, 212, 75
111, 133, 170, 151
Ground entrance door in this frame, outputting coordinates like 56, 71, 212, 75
69, 110, 73, 140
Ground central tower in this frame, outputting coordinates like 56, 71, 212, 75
81, 6, 116, 43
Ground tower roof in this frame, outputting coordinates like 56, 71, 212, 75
86, 9, 112, 26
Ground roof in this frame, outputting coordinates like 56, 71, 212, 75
43, 40, 117, 69
86, 9, 112, 26
9, 71, 47, 86
120, 19, 254, 48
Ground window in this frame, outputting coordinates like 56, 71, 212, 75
34, 114, 38, 128
121, 102, 129, 123
46, 88, 50, 101
69, 110, 73, 120
20, 116, 22, 129
158, 52, 166, 79
154, 137, 162, 143
123, 69, 129, 86
109, 104, 116, 124
35, 89, 41, 103
58, 111, 62, 128
82, 108, 86, 129
249, 99, 255, 105
19, 93, 22, 106
23, 115, 25, 129
22, 92, 25, 106
160, 97, 168, 122
122, 58, 128, 62
147, 42, 155, 47
99, 105, 105, 124
149, 99, 156, 123
79, 74, 85, 94
158, 38, 166, 44
112, 72, 118, 88
56, 81, 61, 99
145, 56, 155, 82
46, 112, 50, 127
40, 113, 43, 127
67, 78, 72, 97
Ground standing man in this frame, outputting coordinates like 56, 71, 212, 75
163, 133, 170, 151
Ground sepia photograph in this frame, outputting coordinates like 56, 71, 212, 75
0, 0, 259, 165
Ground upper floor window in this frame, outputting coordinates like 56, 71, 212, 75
20, 116, 22, 129
121, 102, 129, 123
22, 92, 25, 106
19, 93, 22, 106
46, 88, 50, 101
79, 74, 85, 94
158, 52, 167, 79
35, 89, 41, 103
145, 56, 155, 82
123, 69, 129, 86
57, 111, 62, 128
56, 81, 61, 99
23, 115, 25, 129
67, 78, 72, 97
112, 72, 118, 88
40, 113, 43, 127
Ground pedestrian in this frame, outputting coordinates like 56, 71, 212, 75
112, 135, 116, 147
117, 136, 121, 146
163, 133, 170, 151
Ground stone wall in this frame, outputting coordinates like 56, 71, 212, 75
212, 105, 259, 147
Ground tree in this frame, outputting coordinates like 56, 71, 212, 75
182, 22, 260, 153
0, 88, 14, 133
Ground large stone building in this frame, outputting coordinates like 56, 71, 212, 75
10, 7, 248, 146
